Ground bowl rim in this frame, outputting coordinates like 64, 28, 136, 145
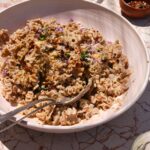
0, 0, 149, 132
120, 0, 150, 11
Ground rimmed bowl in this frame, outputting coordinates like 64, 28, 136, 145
0, 0, 149, 133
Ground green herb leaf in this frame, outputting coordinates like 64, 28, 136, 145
39, 35, 46, 41
101, 54, 107, 62
81, 51, 89, 61
65, 52, 70, 58
40, 85, 47, 90
43, 47, 52, 52
44, 47, 49, 52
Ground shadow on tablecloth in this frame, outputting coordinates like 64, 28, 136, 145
121, 12, 150, 27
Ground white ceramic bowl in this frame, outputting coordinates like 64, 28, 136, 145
0, 0, 149, 133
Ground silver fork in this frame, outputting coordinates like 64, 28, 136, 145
0, 78, 92, 133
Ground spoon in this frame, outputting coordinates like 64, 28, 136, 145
0, 78, 92, 133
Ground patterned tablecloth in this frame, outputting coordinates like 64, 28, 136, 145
0, 0, 150, 150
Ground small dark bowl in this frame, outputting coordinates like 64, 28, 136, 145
119, 0, 150, 18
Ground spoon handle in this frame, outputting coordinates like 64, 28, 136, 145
0, 101, 52, 133
0, 99, 49, 124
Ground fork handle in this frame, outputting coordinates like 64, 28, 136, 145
0, 99, 49, 124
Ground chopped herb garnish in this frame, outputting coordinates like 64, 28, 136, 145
40, 85, 47, 90
39, 35, 46, 41
44, 47, 50, 52
101, 54, 107, 62
81, 51, 89, 61
33, 88, 41, 94
16, 64, 21, 67
96, 47, 100, 51
54, 55, 60, 59
43, 45, 54, 52
96, 47, 103, 51
65, 52, 70, 58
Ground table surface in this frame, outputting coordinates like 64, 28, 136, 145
0, 0, 150, 150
